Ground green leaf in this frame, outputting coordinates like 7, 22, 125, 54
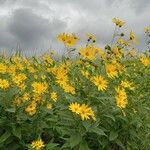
0, 131, 11, 143
115, 139, 125, 150
79, 140, 89, 150
46, 143, 59, 150
91, 127, 106, 136
5, 108, 16, 113
12, 126, 21, 139
104, 114, 115, 122
109, 131, 118, 141
70, 132, 82, 148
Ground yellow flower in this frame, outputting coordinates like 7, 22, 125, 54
12, 73, 27, 86
18, 83, 26, 91
69, 102, 81, 114
14, 97, 21, 106
50, 92, 58, 102
7, 64, 16, 75
32, 94, 43, 103
31, 139, 45, 150
28, 66, 37, 73
42, 53, 53, 65
92, 75, 108, 91
112, 18, 125, 27
99, 49, 107, 60
121, 80, 135, 90
105, 63, 118, 79
57, 33, 79, 47
127, 49, 136, 57
86, 33, 96, 42
117, 39, 130, 46
15, 62, 25, 71
32, 82, 48, 95
129, 31, 138, 44
62, 83, 75, 94
69, 102, 96, 121
22, 92, 30, 102
79, 45, 100, 61
81, 70, 90, 78
111, 47, 123, 59
0, 79, 10, 89
0, 63, 7, 74
115, 87, 128, 109
46, 103, 52, 110
25, 102, 37, 116
79, 104, 96, 121
140, 54, 150, 66
144, 27, 150, 33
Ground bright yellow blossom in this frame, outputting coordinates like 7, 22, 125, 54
31, 139, 45, 150
0, 63, 7, 74
115, 87, 128, 109
57, 33, 79, 47
69, 102, 96, 121
50, 92, 58, 102
0, 79, 10, 89
69, 102, 81, 114
129, 31, 138, 44
32, 82, 48, 95
140, 54, 150, 66
79, 45, 100, 61
105, 63, 118, 79
121, 80, 135, 90
112, 18, 125, 27
86, 33, 96, 42
92, 75, 108, 91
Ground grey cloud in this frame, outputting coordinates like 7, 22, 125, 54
8, 8, 51, 48
1, 7, 67, 51
130, 0, 150, 13
0, 0, 149, 54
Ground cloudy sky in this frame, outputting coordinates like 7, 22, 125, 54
0, 0, 150, 55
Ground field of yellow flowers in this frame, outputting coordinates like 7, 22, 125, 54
0, 18, 150, 150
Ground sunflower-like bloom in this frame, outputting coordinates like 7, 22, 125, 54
140, 54, 150, 66
112, 18, 125, 27
86, 33, 96, 42
12, 73, 27, 86
57, 33, 79, 47
32, 82, 48, 95
105, 63, 118, 79
92, 75, 108, 91
79, 104, 96, 121
62, 83, 75, 95
115, 87, 128, 109
144, 27, 150, 33
129, 31, 138, 44
0, 63, 7, 74
0, 79, 10, 89
31, 139, 45, 150
50, 92, 58, 102
111, 46, 124, 59
69, 102, 96, 121
42, 53, 53, 65
69, 102, 81, 114
121, 80, 135, 90
79, 45, 100, 61
25, 102, 37, 116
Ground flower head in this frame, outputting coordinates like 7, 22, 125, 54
92, 75, 108, 91
31, 139, 45, 150
112, 18, 125, 27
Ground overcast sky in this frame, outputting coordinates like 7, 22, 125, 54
0, 0, 150, 55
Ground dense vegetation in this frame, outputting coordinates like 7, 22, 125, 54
0, 18, 150, 150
